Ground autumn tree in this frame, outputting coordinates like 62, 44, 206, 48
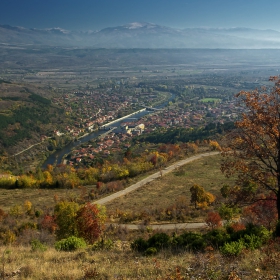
221, 76, 280, 232
243, 192, 278, 230
76, 203, 106, 244
209, 140, 221, 151
54, 201, 80, 240
190, 184, 215, 209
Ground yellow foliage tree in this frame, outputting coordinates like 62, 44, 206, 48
43, 170, 53, 186
24, 200, 32, 214
190, 184, 215, 209
209, 140, 221, 151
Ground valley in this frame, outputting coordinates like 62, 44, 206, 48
0, 45, 279, 279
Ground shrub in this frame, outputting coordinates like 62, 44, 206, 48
205, 211, 222, 229
230, 222, 246, 232
35, 210, 42, 218
242, 234, 263, 250
131, 237, 149, 252
54, 236, 87, 251
204, 229, 230, 248
145, 247, 157, 256
40, 214, 57, 233
18, 222, 37, 232
229, 224, 271, 244
1, 230, 16, 245
174, 232, 206, 251
220, 240, 245, 256
148, 232, 170, 249
31, 239, 47, 252
91, 238, 114, 250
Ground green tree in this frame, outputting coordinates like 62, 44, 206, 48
54, 201, 80, 240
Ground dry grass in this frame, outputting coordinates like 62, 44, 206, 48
0, 153, 226, 211
0, 243, 278, 279
0, 187, 93, 212
105, 154, 235, 222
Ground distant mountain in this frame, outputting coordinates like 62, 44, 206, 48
1, 22, 280, 48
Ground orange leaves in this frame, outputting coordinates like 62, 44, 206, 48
190, 184, 216, 210
205, 211, 222, 229
243, 192, 278, 230
76, 203, 106, 244
221, 77, 280, 219
209, 140, 221, 151
41, 214, 57, 234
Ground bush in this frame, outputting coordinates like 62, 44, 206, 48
145, 247, 157, 256
229, 223, 271, 244
31, 239, 47, 252
205, 229, 230, 248
242, 234, 263, 250
220, 240, 245, 256
131, 237, 149, 252
148, 232, 170, 249
174, 232, 206, 251
91, 238, 114, 250
54, 236, 87, 251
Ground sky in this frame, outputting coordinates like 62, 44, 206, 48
1, 0, 280, 31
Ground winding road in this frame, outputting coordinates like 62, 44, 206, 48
94, 151, 220, 230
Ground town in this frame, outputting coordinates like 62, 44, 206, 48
57, 83, 243, 167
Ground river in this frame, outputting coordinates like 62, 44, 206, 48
42, 94, 174, 169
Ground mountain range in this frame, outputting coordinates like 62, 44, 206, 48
1, 22, 280, 49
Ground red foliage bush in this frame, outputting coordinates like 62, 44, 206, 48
205, 211, 222, 229
41, 215, 57, 234
76, 203, 104, 244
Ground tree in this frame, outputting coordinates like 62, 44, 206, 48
209, 140, 221, 151
221, 76, 280, 232
76, 203, 106, 244
54, 201, 80, 240
190, 184, 215, 209
243, 192, 278, 230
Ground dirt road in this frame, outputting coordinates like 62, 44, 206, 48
108, 222, 207, 230
94, 151, 220, 205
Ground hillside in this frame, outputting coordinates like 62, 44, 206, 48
0, 80, 67, 170
0, 153, 278, 279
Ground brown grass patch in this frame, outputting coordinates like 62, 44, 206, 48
0, 244, 275, 279
0, 187, 93, 212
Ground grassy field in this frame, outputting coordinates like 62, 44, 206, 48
105, 154, 235, 223
0, 154, 234, 219
0, 187, 92, 213
0, 242, 277, 280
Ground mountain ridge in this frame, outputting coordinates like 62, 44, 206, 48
1, 22, 280, 48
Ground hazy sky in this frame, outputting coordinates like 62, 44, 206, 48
1, 0, 279, 31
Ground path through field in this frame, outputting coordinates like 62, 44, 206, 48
94, 151, 220, 205
94, 151, 220, 230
